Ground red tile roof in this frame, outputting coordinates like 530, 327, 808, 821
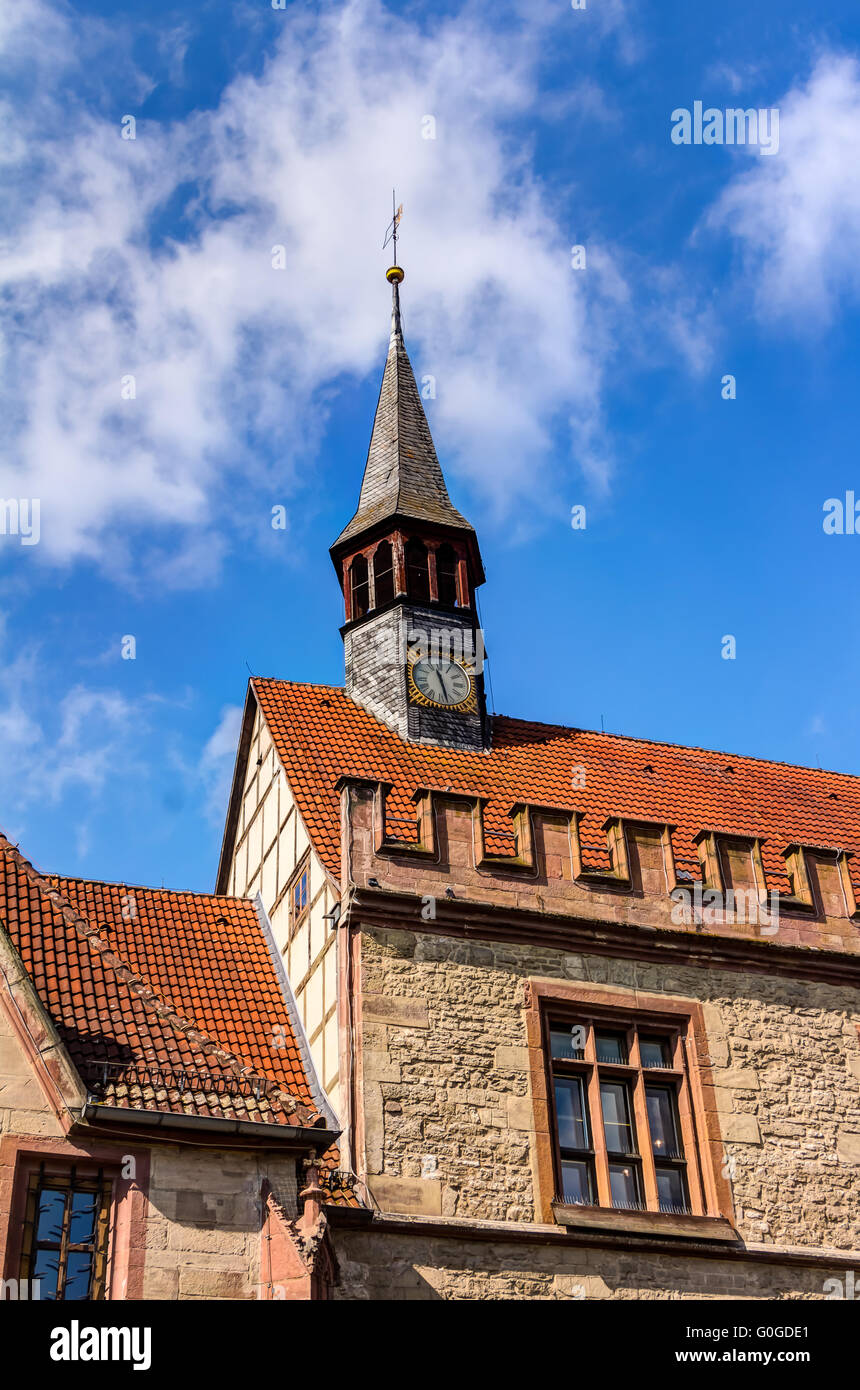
50, 875, 314, 1106
252, 679, 860, 903
0, 834, 324, 1129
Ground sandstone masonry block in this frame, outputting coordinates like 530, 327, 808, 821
721, 1114, 763, 1144
369, 1174, 443, 1216
363, 993, 430, 1029
494, 1045, 530, 1071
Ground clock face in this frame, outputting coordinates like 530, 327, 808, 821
409, 657, 474, 710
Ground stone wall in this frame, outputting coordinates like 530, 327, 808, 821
0, 994, 67, 1142
333, 1223, 849, 1301
356, 925, 860, 1261
142, 1146, 298, 1300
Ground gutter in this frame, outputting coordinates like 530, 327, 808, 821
82, 1102, 340, 1147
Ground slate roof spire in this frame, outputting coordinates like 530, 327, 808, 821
331, 265, 477, 552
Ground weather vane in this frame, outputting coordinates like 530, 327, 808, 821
383, 191, 404, 274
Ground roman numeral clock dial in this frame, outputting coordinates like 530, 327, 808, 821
407, 656, 477, 712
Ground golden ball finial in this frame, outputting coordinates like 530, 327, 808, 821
386, 265, 405, 284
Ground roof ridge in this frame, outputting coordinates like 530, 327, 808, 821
250, 679, 858, 783
490, 715, 860, 783
46, 871, 253, 904
0, 834, 323, 1126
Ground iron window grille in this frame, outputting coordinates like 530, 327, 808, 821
19, 1162, 111, 1300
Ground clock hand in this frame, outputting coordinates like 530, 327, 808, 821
426, 665, 443, 701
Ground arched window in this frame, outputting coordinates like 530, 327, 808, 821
373, 540, 395, 609
350, 554, 370, 619
406, 539, 431, 604
436, 543, 459, 607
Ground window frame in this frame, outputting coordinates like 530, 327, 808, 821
548, 1013, 698, 1215
288, 855, 311, 937
19, 1163, 112, 1300
526, 980, 735, 1232
1, 1139, 150, 1301
349, 554, 370, 620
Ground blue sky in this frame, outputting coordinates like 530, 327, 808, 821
2, 0, 860, 892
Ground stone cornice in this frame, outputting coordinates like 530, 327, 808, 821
325, 1205, 860, 1271
348, 886, 860, 988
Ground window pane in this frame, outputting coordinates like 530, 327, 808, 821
68, 1189, 99, 1246
656, 1165, 689, 1214
35, 1188, 66, 1244
64, 1249, 95, 1300
646, 1086, 682, 1158
350, 556, 370, 619
554, 1077, 589, 1150
293, 872, 308, 915
560, 1159, 594, 1206
595, 1032, 627, 1064
608, 1162, 642, 1209
550, 1024, 586, 1060
600, 1081, 635, 1154
436, 544, 459, 607
32, 1248, 60, 1299
373, 542, 395, 608
639, 1036, 671, 1067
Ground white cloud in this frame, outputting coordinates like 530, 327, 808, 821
0, 0, 634, 580
0, 620, 149, 819
705, 53, 860, 325
198, 704, 243, 826
0, 611, 240, 857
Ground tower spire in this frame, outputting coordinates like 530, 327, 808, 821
383, 192, 405, 347
330, 238, 489, 751
388, 267, 404, 348
330, 260, 477, 557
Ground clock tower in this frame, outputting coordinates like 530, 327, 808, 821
331, 265, 489, 751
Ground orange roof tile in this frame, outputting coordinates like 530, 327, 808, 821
252, 679, 860, 903
0, 834, 324, 1130
50, 875, 314, 1106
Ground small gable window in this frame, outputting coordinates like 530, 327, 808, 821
350, 555, 370, 619
373, 540, 395, 609
436, 543, 459, 607
290, 860, 310, 931
406, 539, 431, 604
